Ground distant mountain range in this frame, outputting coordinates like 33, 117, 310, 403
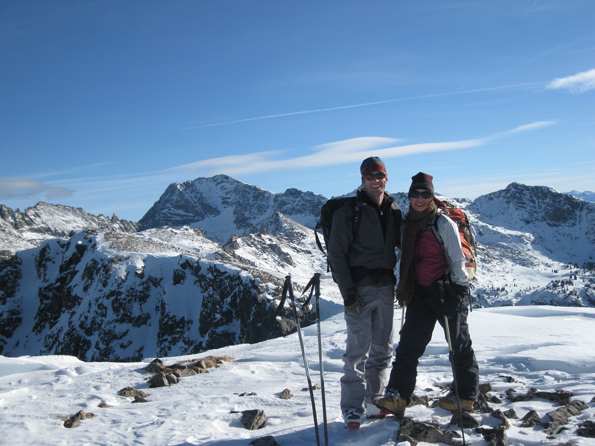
1, 175, 594, 361
568, 190, 595, 203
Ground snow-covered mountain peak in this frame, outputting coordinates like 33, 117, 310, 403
139, 174, 327, 243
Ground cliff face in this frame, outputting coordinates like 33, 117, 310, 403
0, 229, 314, 362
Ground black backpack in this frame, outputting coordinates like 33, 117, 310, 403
314, 195, 401, 272
314, 196, 361, 266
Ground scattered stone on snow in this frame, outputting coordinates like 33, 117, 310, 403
398, 417, 460, 445
474, 392, 495, 413
577, 420, 595, 438
279, 388, 291, 399
63, 410, 95, 428
98, 403, 113, 408
520, 410, 543, 428
143, 356, 234, 388
506, 387, 573, 405
479, 382, 493, 394
166, 373, 178, 384
503, 409, 518, 419
301, 383, 321, 391
491, 409, 511, 430
236, 392, 257, 397
501, 375, 518, 383
250, 435, 280, 446
133, 395, 150, 403
476, 426, 508, 446
145, 358, 166, 373
547, 400, 588, 425
408, 393, 430, 408
149, 372, 170, 388
241, 409, 267, 430
118, 387, 149, 399
449, 411, 481, 429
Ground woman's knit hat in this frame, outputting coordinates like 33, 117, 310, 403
409, 172, 434, 195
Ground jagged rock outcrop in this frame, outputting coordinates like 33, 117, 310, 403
0, 201, 138, 254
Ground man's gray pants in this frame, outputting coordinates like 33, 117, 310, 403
340, 284, 395, 414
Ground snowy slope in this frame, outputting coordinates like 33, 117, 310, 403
1, 306, 594, 445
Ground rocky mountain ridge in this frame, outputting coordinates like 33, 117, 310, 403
138, 175, 327, 244
1, 176, 594, 362
0, 201, 138, 258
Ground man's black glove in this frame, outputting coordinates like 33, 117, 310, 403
440, 282, 469, 318
344, 292, 365, 314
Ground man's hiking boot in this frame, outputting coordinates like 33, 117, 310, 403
437, 394, 475, 412
377, 389, 406, 417
343, 408, 363, 429
365, 402, 392, 419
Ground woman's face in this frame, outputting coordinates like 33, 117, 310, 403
409, 189, 433, 212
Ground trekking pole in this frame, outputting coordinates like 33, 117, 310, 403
303, 273, 328, 446
443, 312, 467, 446
285, 275, 321, 446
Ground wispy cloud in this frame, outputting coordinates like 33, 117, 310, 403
171, 82, 546, 132
166, 120, 555, 178
546, 69, 595, 93
2, 122, 553, 207
165, 137, 485, 178
506, 121, 556, 133
0, 179, 73, 201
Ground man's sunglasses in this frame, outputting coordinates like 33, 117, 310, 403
409, 190, 433, 199
364, 173, 387, 181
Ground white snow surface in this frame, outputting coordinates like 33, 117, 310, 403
2, 306, 595, 445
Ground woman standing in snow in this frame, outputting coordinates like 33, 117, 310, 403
378, 172, 479, 416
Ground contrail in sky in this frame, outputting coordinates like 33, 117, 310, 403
172, 82, 547, 132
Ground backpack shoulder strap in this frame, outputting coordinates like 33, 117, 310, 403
430, 210, 446, 247
349, 197, 362, 243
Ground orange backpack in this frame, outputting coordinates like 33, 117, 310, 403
431, 199, 478, 280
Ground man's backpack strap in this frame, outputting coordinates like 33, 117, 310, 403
315, 197, 362, 272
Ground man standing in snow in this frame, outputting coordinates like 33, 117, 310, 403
378, 172, 479, 417
327, 156, 402, 428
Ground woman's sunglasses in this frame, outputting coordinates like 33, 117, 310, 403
409, 190, 433, 199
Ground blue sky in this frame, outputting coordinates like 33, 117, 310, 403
2, 1, 594, 222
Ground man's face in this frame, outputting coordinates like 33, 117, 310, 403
362, 170, 388, 199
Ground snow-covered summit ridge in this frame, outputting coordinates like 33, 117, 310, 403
138, 174, 327, 244
0, 201, 138, 255
469, 182, 595, 265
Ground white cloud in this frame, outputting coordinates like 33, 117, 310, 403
0, 179, 73, 200
163, 137, 485, 178
546, 69, 595, 94
507, 121, 556, 133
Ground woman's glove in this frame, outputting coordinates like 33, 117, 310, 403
439, 282, 469, 317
